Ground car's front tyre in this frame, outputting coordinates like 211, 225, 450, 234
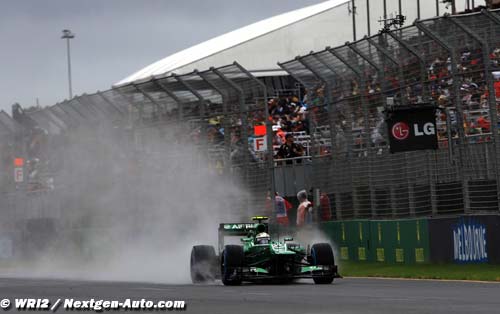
221, 245, 244, 286
311, 243, 335, 284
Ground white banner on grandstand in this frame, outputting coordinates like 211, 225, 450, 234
253, 137, 267, 152
14, 167, 23, 183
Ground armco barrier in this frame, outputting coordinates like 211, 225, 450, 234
319, 219, 430, 264
429, 215, 500, 264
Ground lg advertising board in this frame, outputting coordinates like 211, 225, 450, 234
385, 106, 438, 153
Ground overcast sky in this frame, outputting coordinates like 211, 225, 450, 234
0, 0, 323, 112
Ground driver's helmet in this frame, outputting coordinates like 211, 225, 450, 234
255, 232, 271, 245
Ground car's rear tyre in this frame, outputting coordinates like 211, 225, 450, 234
311, 243, 335, 284
221, 245, 244, 286
190, 245, 216, 284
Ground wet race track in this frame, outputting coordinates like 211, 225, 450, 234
0, 277, 499, 314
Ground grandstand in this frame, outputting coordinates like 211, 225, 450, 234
2, 2, 500, 236
279, 8, 500, 218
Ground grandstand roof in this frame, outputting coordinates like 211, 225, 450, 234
0, 110, 22, 135
115, 0, 349, 87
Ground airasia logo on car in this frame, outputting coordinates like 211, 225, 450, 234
392, 122, 410, 140
392, 122, 436, 141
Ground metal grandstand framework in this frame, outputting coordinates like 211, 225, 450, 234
112, 62, 275, 213
3, 9, 500, 222
279, 9, 500, 218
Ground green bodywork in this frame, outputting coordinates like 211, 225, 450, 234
218, 221, 331, 278
240, 236, 321, 275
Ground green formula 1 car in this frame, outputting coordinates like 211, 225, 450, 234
190, 217, 340, 285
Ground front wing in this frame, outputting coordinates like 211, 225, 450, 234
226, 264, 341, 281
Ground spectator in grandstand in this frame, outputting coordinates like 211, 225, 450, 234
291, 120, 306, 133
477, 116, 491, 132
274, 192, 292, 226
274, 98, 292, 116
289, 112, 300, 124
296, 189, 312, 227
271, 114, 280, 126
207, 125, 224, 145
370, 110, 386, 154
319, 192, 333, 222
274, 133, 304, 163
230, 130, 257, 164
349, 80, 359, 97
252, 110, 266, 124
190, 126, 202, 145
494, 75, 500, 99
335, 127, 347, 154
297, 101, 308, 114
290, 96, 301, 110
491, 49, 500, 67
268, 98, 277, 116
279, 116, 292, 132
272, 125, 286, 146
302, 89, 310, 105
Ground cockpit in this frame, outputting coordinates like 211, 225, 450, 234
255, 232, 271, 245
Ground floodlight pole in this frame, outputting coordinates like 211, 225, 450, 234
61, 29, 75, 99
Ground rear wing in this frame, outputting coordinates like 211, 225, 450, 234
218, 223, 268, 253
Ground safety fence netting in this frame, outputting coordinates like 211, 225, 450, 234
279, 9, 500, 219
1, 10, 500, 245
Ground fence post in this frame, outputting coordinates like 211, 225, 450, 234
366, 36, 407, 106
310, 54, 340, 155
305, 53, 349, 219
298, 55, 342, 220
330, 47, 376, 219
195, 70, 232, 173
173, 74, 210, 173
347, 41, 396, 217
385, 31, 438, 215
450, 14, 500, 211
116, 86, 144, 125
233, 62, 273, 166
386, 31, 430, 102
369, 34, 421, 216
415, 20, 471, 214
153, 80, 184, 122
348, 41, 399, 218
296, 56, 324, 158
211, 68, 252, 213
133, 83, 163, 121
115, 87, 141, 128
234, 62, 277, 215
311, 53, 356, 159
174, 74, 207, 119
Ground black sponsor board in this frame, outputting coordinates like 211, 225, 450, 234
429, 215, 500, 264
385, 105, 438, 153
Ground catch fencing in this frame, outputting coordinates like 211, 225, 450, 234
2, 63, 278, 223
2, 10, 500, 229
279, 9, 500, 219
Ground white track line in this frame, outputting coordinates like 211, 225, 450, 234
344, 276, 500, 284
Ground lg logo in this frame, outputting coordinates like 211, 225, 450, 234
414, 123, 436, 136
392, 122, 435, 141
392, 122, 410, 140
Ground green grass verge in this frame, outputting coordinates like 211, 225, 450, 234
339, 261, 500, 282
